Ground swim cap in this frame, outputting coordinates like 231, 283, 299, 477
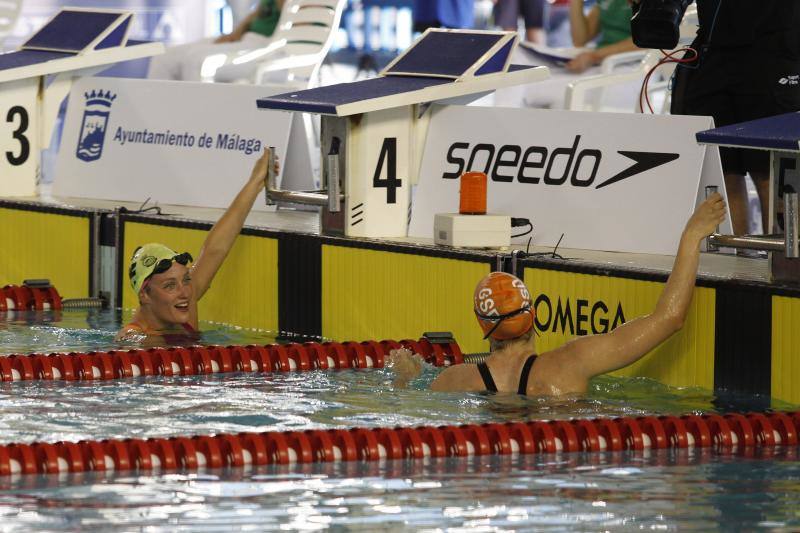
129, 243, 193, 294
473, 272, 534, 340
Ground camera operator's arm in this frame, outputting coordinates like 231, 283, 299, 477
570, 0, 601, 46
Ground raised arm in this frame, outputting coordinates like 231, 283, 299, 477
191, 148, 275, 300
555, 194, 726, 381
570, 0, 601, 46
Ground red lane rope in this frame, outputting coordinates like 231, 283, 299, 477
0, 339, 462, 382
0, 412, 796, 476
0, 285, 61, 311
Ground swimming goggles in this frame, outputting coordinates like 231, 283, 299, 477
475, 304, 532, 340
151, 252, 194, 276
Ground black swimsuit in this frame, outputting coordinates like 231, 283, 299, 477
477, 354, 538, 395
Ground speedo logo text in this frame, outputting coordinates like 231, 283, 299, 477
441, 136, 680, 189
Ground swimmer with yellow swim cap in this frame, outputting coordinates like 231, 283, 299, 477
390, 193, 727, 397
115, 148, 279, 343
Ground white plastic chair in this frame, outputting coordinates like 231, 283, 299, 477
212, 0, 345, 86
564, 4, 698, 113
216, 0, 345, 195
0, 0, 22, 49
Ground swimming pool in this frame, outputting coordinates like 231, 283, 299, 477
1, 309, 799, 530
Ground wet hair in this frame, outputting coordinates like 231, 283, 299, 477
489, 328, 534, 352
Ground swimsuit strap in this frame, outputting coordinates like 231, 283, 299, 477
181, 322, 196, 333
477, 362, 498, 393
518, 354, 538, 395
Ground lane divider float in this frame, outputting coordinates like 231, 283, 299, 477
0, 412, 796, 476
1, 284, 61, 312
0, 338, 463, 382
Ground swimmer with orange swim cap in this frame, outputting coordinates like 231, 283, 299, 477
115, 148, 279, 344
390, 193, 727, 396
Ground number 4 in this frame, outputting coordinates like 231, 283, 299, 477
373, 137, 402, 204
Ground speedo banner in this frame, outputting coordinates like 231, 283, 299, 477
54, 78, 313, 211
409, 105, 732, 255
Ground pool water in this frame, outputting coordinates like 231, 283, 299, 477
0, 309, 799, 531
1, 450, 799, 531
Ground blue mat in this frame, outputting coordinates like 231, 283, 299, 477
0, 49, 74, 71
23, 11, 122, 52
257, 75, 452, 114
386, 32, 503, 78
696, 112, 800, 152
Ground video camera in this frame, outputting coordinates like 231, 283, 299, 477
631, 0, 693, 49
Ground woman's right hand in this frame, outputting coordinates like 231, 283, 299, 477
248, 147, 281, 188
685, 193, 727, 241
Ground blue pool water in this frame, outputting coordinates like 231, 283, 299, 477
0, 309, 798, 531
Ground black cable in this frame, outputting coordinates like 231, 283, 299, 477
523, 233, 566, 260
511, 221, 533, 239
551, 233, 564, 258
118, 197, 175, 216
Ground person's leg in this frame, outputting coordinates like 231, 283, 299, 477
521, 0, 546, 44
179, 34, 271, 82
722, 170, 750, 236
147, 37, 217, 80
672, 51, 753, 234
493, 0, 520, 32
212, 33, 275, 83
732, 49, 800, 234
751, 170, 771, 233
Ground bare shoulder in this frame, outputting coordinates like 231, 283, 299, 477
528, 343, 590, 395
431, 364, 485, 393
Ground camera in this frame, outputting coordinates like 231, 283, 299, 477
631, 0, 693, 49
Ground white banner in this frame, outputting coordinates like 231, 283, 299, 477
0, 79, 40, 197
409, 105, 731, 255
54, 78, 312, 211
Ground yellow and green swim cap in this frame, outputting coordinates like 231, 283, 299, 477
129, 243, 193, 294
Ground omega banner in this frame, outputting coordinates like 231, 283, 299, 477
409, 105, 731, 255
54, 78, 311, 211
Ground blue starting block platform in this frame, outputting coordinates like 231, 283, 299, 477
0, 8, 161, 83
696, 112, 800, 152
257, 29, 548, 116
254, 29, 550, 240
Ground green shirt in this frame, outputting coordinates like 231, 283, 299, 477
248, 0, 280, 37
597, 0, 633, 48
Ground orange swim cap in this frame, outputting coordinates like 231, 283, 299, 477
474, 272, 535, 340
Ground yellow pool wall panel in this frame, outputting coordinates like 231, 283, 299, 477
0, 208, 89, 298
122, 222, 278, 332
525, 267, 715, 389
322, 245, 490, 353
772, 295, 800, 404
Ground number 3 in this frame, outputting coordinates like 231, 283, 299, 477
6, 106, 30, 166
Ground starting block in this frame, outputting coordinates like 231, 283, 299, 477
256, 29, 549, 238
698, 112, 800, 283
0, 8, 162, 196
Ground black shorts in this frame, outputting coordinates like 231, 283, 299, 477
671, 44, 800, 176
493, 0, 546, 30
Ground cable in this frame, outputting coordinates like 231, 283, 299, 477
639, 46, 698, 113
518, 233, 567, 260
119, 197, 176, 216
511, 221, 533, 239
641, 0, 722, 113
